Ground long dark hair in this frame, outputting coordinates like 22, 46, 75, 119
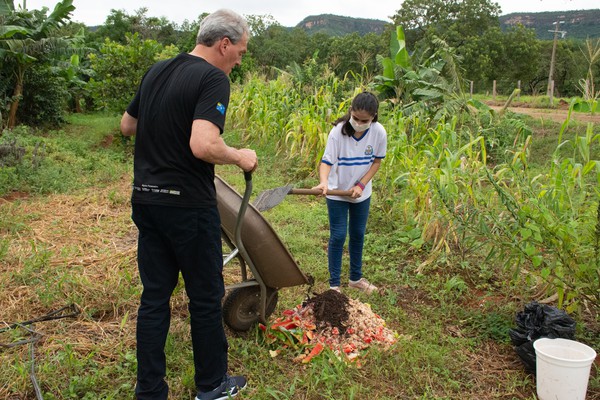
333, 91, 379, 137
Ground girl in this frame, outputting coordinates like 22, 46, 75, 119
314, 92, 387, 294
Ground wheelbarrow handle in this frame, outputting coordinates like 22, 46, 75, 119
289, 188, 353, 196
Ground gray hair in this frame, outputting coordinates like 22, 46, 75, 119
196, 9, 249, 46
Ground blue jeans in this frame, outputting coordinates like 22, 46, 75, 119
326, 197, 371, 287
132, 204, 228, 399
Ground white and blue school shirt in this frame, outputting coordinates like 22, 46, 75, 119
321, 121, 387, 203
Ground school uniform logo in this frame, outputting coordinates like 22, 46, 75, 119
365, 145, 374, 156
216, 102, 226, 115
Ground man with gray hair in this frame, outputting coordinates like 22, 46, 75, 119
121, 9, 254, 400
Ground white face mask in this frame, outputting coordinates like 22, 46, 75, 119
349, 117, 371, 132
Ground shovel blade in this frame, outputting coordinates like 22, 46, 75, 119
252, 184, 293, 212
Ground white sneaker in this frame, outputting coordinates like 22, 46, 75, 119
329, 286, 340, 292
348, 278, 377, 294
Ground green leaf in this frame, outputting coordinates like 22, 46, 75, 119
520, 228, 532, 240
524, 244, 536, 256
393, 26, 410, 68
467, 99, 492, 112
541, 267, 551, 279
410, 238, 425, 248
408, 228, 421, 239
412, 88, 443, 101
572, 99, 596, 113
380, 58, 395, 80
0, 25, 30, 39
0, 0, 14, 16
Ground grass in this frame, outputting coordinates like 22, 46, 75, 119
0, 113, 131, 196
473, 94, 585, 109
0, 112, 597, 399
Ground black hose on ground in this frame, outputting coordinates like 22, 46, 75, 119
0, 304, 81, 399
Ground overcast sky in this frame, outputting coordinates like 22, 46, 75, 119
22, 0, 600, 27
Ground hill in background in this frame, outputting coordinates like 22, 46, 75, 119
295, 14, 388, 36
294, 10, 599, 39
500, 9, 600, 39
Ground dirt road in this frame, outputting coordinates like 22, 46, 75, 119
488, 105, 600, 124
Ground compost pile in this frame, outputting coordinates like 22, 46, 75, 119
260, 289, 397, 363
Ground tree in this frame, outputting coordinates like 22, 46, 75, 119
500, 25, 541, 93
327, 32, 388, 80
245, 14, 278, 37
461, 25, 541, 94
392, 0, 501, 48
535, 39, 580, 97
91, 9, 134, 44
248, 25, 313, 71
0, 0, 75, 128
87, 33, 169, 112
91, 8, 187, 47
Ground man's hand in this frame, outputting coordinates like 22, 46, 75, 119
237, 148, 257, 172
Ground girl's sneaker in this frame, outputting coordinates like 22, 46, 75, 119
348, 278, 377, 294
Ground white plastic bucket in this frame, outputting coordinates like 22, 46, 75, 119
533, 338, 597, 400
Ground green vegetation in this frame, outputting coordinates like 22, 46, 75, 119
0, 0, 77, 128
1, 79, 598, 398
0, 114, 130, 195
3, 0, 600, 129
500, 10, 600, 40
0, 0, 599, 398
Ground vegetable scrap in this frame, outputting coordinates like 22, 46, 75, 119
259, 289, 397, 363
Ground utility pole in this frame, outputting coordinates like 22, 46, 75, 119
547, 20, 566, 98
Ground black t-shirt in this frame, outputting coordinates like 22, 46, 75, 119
126, 53, 230, 208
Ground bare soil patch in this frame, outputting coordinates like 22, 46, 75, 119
0, 191, 28, 203
487, 101, 600, 124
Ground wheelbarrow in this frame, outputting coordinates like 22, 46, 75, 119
216, 172, 312, 331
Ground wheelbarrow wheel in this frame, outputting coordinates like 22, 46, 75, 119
222, 286, 278, 332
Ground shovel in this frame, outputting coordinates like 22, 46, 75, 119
253, 184, 353, 212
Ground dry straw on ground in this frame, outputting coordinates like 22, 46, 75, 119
0, 177, 142, 397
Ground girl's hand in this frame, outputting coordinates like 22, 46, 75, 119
351, 185, 363, 198
312, 182, 328, 196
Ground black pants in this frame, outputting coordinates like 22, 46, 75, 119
132, 203, 228, 399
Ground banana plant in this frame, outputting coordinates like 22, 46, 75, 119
372, 25, 411, 103
0, 0, 75, 128
373, 26, 468, 120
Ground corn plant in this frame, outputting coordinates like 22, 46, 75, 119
441, 104, 600, 311
575, 38, 600, 114
229, 70, 360, 175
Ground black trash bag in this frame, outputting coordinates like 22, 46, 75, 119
508, 302, 576, 374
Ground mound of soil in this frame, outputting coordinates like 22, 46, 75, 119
304, 289, 350, 332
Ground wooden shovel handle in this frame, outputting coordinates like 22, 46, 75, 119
289, 188, 353, 196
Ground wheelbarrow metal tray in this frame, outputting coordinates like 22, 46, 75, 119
215, 176, 309, 289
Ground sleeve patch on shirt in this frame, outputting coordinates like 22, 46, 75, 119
216, 102, 226, 115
